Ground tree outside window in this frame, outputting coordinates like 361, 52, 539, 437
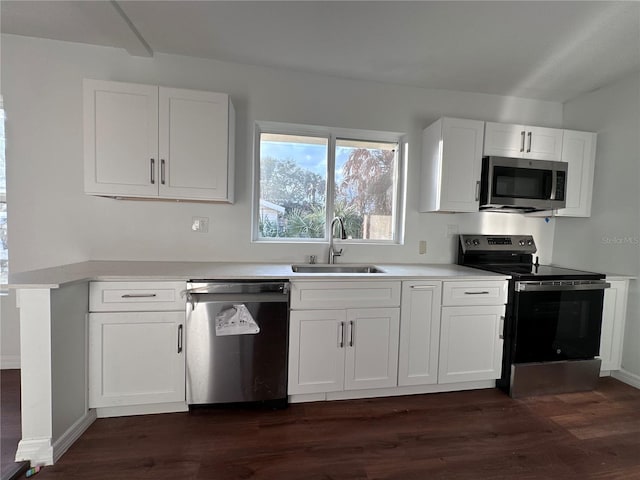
256, 127, 402, 243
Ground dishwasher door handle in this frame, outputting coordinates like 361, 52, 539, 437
177, 324, 183, 353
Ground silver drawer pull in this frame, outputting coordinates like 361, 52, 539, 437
121, 293, 157, 298
464, 291, 490, 295
411, 286, 436, 290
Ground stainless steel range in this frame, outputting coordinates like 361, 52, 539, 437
458, 234, 610, 398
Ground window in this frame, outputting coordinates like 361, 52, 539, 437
0, 102, 6, 286
255, 123, 405, 243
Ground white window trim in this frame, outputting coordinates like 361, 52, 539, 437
252, 121, 406, 245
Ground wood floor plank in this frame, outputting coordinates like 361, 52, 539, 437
12, 378, 640, 479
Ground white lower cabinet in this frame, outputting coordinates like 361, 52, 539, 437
88, 281, 186, 411
438, 305, 505, 384
89, 311, 186, 408
398, 281, 442, 386
288, 308, 400, 394
599, 279, 630, 372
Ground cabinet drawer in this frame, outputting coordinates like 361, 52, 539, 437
442, 281, 507, 306
290, 281, 401, 309
90, 281, 186, 312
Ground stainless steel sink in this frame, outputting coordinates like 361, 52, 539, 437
291, 264, 385, 274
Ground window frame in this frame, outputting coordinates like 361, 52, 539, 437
252, 121, 406, 245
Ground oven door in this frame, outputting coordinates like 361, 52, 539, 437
512, 280, 609, 363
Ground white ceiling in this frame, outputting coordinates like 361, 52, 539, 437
2, 1, 639, 102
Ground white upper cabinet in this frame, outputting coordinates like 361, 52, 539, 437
83, 81, 159, 198
420, 117, 485, 212
555, 130, 596, 217
484, 122, 563, 161
84, 79, 235, 202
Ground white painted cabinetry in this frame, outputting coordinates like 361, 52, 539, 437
398, 281, 442, 386
88, 281, 186, 413
599, 279, 630, 372
484, 122, 564, 161
554, 130, 597, 217
288, 281, 401, 395
438, 281, 507, 384
483, 122, 563, 161
419, 117, 485, 212
84, 79, 235, 202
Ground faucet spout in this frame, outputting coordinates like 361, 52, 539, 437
328, 217, 347, 264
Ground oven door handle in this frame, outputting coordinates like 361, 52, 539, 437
515, 281, 610, 292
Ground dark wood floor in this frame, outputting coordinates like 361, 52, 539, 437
15, 378, 640, 479
1, 369, 27, 480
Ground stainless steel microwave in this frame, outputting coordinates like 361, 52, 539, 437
479, 156, 568, 212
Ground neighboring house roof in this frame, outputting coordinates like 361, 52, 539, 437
259, 199, 285, 214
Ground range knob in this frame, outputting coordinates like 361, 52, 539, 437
527, 239, 534, 246
519, 239, 526, 246
472, 239, 480, 246
465, 240, 472, 246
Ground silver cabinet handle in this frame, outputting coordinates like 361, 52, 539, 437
475, 180, 480, 201
121, 293, 157, 298
349, 320, 354, 347
499, 316, 505, 340
464, 291, 490, 295
150, 158, 155, 184
411, 285, 436, 290
527, 132, 532, 153
177, 324, 183, 353
338, 321, 345, 348
161, 159, 166, 185
520, 131, 525, 152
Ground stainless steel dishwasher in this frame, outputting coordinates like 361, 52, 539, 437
185, 280, 290, 407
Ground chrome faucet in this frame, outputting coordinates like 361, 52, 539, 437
328, 217, 347, 264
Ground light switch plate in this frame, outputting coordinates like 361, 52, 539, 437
192, 216, 209, 233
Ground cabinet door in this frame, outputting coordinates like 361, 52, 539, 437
83, 79, 159, 197
556, 130, 596, 217
525, 126, 563, 161
484, 123, 563, 161
484, 122, 526, 157
89, 311, 185, 408
288, 310, 346, 394
344, 308, 400, 390
439, 306, 504, 384
599, 280, 629, 371
158, 87, 232, 201
398, 282, 441, 386
439, 118, 485, 212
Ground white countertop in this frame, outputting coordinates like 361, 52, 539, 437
8, 261, 510, 289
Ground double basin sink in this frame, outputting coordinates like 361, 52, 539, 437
291, 264, 385, 274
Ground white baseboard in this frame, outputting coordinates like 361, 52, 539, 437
15, 438, 53, 466
612, 369, 640, 389
1, 354, 21, 369
289, 380, 496, 404
16, 410, 97, 466
52, 409, 97, 463
96, 401, 188, 418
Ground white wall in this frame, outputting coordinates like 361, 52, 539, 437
2, 34, 563, 275
553, 72, 640, 377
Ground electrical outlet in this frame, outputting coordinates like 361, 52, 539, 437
191, 216, 209, 233
419, 240, 427, 255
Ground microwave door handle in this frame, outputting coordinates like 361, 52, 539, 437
550, 170, 557, 200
